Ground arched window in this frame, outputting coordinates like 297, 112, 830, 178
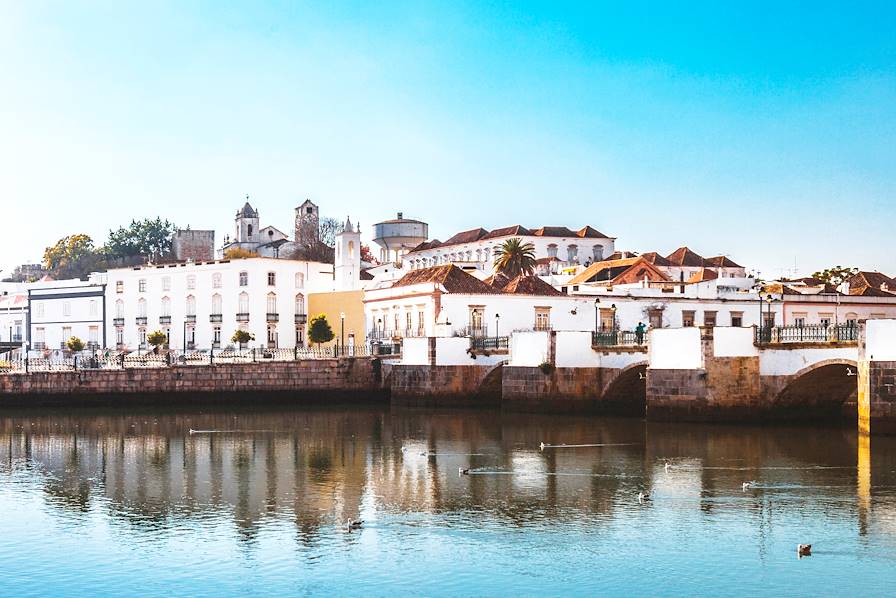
238, 292, 249, 314
161, 296, 171, 317
266, 292, 277, 314
547, 244, 558, 258
295, 293, 305, 315
115, 299, 124, 318
186, 295, 196, 316
567, 244, 578, 262
138, 298, 147, 317
247, 224, 253, 237
349, 240, 355, 258
267, 272, 276, 286
212, 293, 222, 315
592, 245, 604, 261
295, 272, 304, 288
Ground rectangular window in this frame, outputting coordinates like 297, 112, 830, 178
793, 313, 807, 327
819, 313, 833, 328
162, 276, 171, 291
648, 309, 663, 329
187, 275, 196, 290
116, 329, 124, 346
89, 300, 97, 317
212, 273, 222, 288
682, 311, 695, 327
418, 309, 425, 335
139, 328, 147, 346
88, 326, 98, 344
116, 281, 124, 293
703, 311, 717, 327
295, 273, 304, 288
406, 312, 412, 333
62, 326, 72, 343
267, 272, 276, 286
138, 279, 147, 293
62, 301, 71, 317
239, 272, 248, 287
35, 303, 44, 318
599, 308, 616, 331
535, 307, 551, 331
730, 312, 743, 327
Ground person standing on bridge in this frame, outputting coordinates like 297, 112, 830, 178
635, 322, 646, 345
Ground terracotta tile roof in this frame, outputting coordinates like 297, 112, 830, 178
502, 275, 563, 296
665, 247, 705, 267
443, 228, 490, 245
847, 271, 896, 295
567, 257, 650, 285
639, 252, 672, 267
687, 268, 719, 283
482, 225, 531, 239
850, 286, 896, 297
531, 226, 576, 237
483, 272, 513, 290
392, 264, 500, 294
576, 226, 610, 238
535, 256, 561, 264
702, 255, 743, 268
360, 268, 375, 281
410, 240, 442, 252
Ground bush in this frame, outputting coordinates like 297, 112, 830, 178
66, 336, 85, 352
231, 329, 254, 346
308, 314, 335, 346
147, 330, 168, 348
538, 361, 555, 375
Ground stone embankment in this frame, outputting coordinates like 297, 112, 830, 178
0, 358, 386, 406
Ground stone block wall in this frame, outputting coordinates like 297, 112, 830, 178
172, 230, 215, 261
503, 366, 610, 413
0, 358, 384, 406
861, 361, 896, 434
389, 364, 499, 407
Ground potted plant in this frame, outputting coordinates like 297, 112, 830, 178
231, 329, 254, 349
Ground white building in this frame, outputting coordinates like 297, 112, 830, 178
104, 256, 345, 351
402, 225, 616, 275
0, 291, 27, 348
28, 278, 107, 354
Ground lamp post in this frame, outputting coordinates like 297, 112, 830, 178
495, 313, 501, 344
340, 312, 345, 355
611, 303, 618, 344
183, 321, 187, 352
594, 297, 600, 333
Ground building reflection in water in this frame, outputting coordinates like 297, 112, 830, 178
1, 406, 895, 546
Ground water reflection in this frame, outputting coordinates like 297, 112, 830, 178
1, 406, 895, 595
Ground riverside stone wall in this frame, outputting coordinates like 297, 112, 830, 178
0, 358, 385, 406
389, 364, 500, 407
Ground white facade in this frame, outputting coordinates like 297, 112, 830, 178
104, 258, 338, 351
0, 291, 27, 347
403, 227, 616, 275
28, 280, 106, 354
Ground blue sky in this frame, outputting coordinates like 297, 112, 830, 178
2, 1, 894, 278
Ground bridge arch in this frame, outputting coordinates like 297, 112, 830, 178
773, 359, 858, 421
600, 361, 648, 415
477, 362, 504, 401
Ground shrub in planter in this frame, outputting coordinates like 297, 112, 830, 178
538, 361, 555, 375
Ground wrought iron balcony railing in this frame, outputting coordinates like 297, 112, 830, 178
236, 312, 250, 322
159, 316, 172, 325
294, 313, 307, 325
459, 325, 488, 337
755, 324, 857, 345
210, 313, 223, 323
470, 336, 509, 351
135, 317, 148, 326
592, 330, 646, 347
266, 313, 279, 322
113, 318, 125, 326
185, 315, 197, 323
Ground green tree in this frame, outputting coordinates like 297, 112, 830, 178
493, 237, 537, 278
43, 234, 106, 279
811, 266, 859, 286
308, 314, 335, 346
65, 336, 85, 352
147, 330, 168, 349
231, 329, 254, 347
106, 217, 177, 261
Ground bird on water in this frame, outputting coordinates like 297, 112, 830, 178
347, 519, 363, 531
797, 544, 812, 557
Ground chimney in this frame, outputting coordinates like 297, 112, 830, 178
397, 212, 403, 220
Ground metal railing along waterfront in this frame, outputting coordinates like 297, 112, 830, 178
469, 336, 509, 351
0, 345, 372, 374
755, 324, 858, 345
591, 330, 647, 347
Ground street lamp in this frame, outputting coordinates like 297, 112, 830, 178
594, 297, 600, 332
611, 304, 617, 331
340, 311, 345, 355
495, 313, 501, 343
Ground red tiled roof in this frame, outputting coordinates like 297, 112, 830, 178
392, 264, 500, 294
665, 247, 705, 267
687, 268, 719, 283
531, 226, 576, 237
640, 252, 672, 267
482, 225, 531, 240
483, 272, 513, 290
576, 226, 610, 238
502, 275, 563, 296
703, 255, 743, 268
848, 271, 896, 294
443, 228, 490, 245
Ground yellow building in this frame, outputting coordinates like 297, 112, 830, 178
306, 290, 365, 349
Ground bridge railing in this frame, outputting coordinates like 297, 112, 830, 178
592, 330, 647, 347
755, 324, 858, 345
0, 346, 372, 374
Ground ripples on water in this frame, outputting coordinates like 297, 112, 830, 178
0, 405, 894, 596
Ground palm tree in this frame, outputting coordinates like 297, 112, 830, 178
493, 237, 537, 278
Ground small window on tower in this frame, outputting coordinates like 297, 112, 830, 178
306, 207, 313, 214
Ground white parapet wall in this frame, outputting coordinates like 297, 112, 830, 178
713, 326, 759, 358
866, 319, 896, 362
555, 331, 602, 368
509, 331, 550, 367
402, 337, 430, 365
758, 347, 858, 376
649, 327, 702, 369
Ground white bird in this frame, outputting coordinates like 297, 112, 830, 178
664, 461, 671, 472
459, 467, 470, 476
743, 481, 756, 491
539, 442, 546, 451
797, 544, 812, 557
638, 491, 650, 503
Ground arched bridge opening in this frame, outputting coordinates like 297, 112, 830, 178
601, 362, 647, 416
774, 360, 858, 423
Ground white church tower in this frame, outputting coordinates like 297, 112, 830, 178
334, 216, 361, 291
235, 199, 260, 243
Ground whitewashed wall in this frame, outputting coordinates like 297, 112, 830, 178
649, 328, 702, 369
758, 347, 858, 376
713, 327, 759, 357
864, 319, 896, 362
509, 331, 550, 366
555, 331, 601, 367
402, 337, 430, 365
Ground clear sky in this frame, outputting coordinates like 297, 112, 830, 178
2, 1, 894, 279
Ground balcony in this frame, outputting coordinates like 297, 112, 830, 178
10, 335, 22, 343
368, 329, 395, 341
755, 324, 857, 345
33, 342, 46, 350
470, 336, 509, 351
534, 323, 553, 332
159, 315, 172, 325
266, 313, 279, 323
186, 342, 196, 350
236, 312, 250, 322
210, 313, 223, 323
294, 313, 307, 325
404, 326, 427, 338
136, 317, 148, 326
459, 325, 488, 337
113, 318, 125, 326
186, 314, 197, 324
592, 330, 646, 347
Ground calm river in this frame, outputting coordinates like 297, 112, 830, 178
0, 405, 894, 596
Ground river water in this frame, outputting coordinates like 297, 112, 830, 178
0, 405, 894, 597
